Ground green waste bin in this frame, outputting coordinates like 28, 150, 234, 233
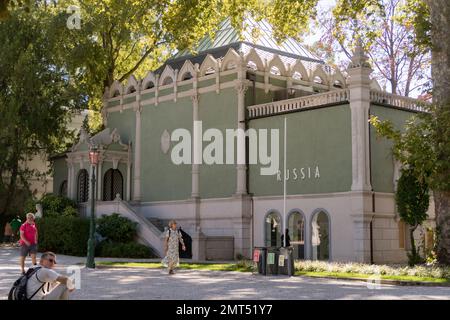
278, 247, 295, 276
266, 247, 279, 275
253, 247, 267, 275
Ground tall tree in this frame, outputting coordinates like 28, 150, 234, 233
368, 0, 450, 264
424, 0, 450, 264
0, 9, 84, 216
311, 0, 430, 97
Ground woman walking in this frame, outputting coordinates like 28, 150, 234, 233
162, 220, 185, 275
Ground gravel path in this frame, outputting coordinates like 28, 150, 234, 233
1, 247, 449, 300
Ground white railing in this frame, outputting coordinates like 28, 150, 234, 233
370, 90, 427, 112
247, 89, 350, 118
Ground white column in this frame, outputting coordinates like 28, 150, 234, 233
191, 94, 200, 198
235, 81, 248, 195
66, 161, 73, 200
126, 150, 132, 201
133, 84, 142, 201
347, 43, 372, 192
97, 159, 103, 200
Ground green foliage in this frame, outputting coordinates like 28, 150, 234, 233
401, 0, 431, 50
25, 194, 78, 218
37, 216, 90, 256
96, 241, 154, 258
396, 168, 429, 265
0, 8, 84, 216
96, 213, 138, 243
370, 104, 450, 192
396, 168, 429, 227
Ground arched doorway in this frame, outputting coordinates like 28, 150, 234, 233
311, 210, 330, 261
103, 169, 123, 201
77, 169, 89, 203
178, 228, 192, 259
264, 211, 282, 247
288, 211, 305, 259
59, 180, 68, 197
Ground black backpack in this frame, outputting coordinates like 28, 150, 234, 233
8, 267, 45, 300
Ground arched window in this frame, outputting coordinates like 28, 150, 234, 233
225, 61, 237, 70
162, 77, 173, 85
292, 71, 303, 80
270, 66, 281, 75
181, 72, 193, 81
144, 81, 155, 90
59, 180, 68, 197
112, 90, 121, 97
311, 210, 330, 261
313, 76, 324, 84
77, 169, 89, 203
204, 67, 215, 75
333, 80, 343, 88
288, 211, 305, 260
103, 169, 123, 201
126, 86, 136, 94
247, 61, 258, 71
265, 211, 282, 247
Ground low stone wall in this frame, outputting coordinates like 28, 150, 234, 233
206, 236, 234, 260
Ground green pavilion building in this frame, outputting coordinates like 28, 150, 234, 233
52, 19, 434, 263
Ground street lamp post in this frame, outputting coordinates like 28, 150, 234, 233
86, 145, 99, 268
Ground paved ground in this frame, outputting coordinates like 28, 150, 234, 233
1, 247, 449, 300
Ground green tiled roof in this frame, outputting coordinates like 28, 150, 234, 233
170, 17, 321, 62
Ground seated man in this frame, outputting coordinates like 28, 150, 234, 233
26, 252, 75, 300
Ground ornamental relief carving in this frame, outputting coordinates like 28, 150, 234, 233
161, 129, 171, 154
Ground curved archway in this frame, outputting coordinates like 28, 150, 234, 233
161, 77, 173, 86
142, 71, 156, 90
103, 168, 123, 201
264, 210, 282, 247
180, 72, 193, 81
77, 169, 89, 203
311, 209, 331, 261
221, 48, 240, 72
288, 209, 306, 259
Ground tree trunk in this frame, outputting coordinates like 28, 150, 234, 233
427, 0, 450, 264
409, 226, 418, 259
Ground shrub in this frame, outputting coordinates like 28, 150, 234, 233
25, 194, 78, 218
37, 216, 90, 256
294, 260, 450, 279
96, 213, 138, 243
96, 241, 154, 258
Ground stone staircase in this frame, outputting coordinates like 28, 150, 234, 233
93, 200, 165, 257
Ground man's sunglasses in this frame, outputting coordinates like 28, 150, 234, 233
47, 258, 57, 264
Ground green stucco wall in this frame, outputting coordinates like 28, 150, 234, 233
198, 88, 238, 198
248, 104, 352, 196
107, 108, 135, 144
370, 104, 416, 193
140, 96, 193, 201
52, 157, 68, 195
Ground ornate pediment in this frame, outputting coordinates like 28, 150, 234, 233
71, 127, 129, 152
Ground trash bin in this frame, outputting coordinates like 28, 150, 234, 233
266, 247, 280, 275
253, 247, 267, 275
278, 246, 295, 276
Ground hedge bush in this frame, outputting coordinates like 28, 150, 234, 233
25, 194, 78, 218
96, 241, 154, 258
37, 216, 90, 256
96, 213, 138, 243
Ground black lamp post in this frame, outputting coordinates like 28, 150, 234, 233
86, 145, 99, 268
